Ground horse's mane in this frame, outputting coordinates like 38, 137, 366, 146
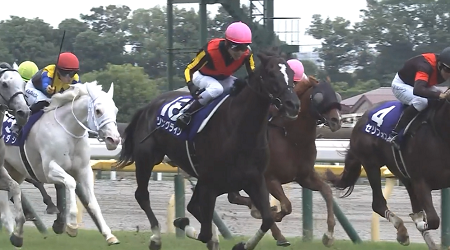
257, 46, 282, 57
44, 81, 101, 111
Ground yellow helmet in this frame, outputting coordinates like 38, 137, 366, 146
18, 61, 39, 81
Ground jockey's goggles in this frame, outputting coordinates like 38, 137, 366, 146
441, 62, 450, 73
57, 69, 78, 77
230, 42, 249, 52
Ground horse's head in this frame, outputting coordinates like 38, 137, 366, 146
303, 76, 342, 132
0, 63, 30, 126
255, 48, 300, 120
85, 81, 121, 150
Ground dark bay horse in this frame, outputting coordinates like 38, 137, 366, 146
115, 48, 301, 250
227, 76, 342, 247
325, 95, 450, 250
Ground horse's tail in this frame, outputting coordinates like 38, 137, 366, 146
325, 145, 361, 198
114, 106, 147, 170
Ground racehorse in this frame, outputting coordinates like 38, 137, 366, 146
115, 48, 301, 250
0, 81, 122, 246
18, 122, 130, 220
0, 63, 31, 247
225, 75, 342, 247
324, 95, 450, 250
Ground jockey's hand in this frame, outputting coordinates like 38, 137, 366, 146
439, 91, 450, 100
46, 85, 55, 94
187, 82, 200, 98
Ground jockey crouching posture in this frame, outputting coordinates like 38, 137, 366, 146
387, 47, 450, 149
175, 21, 255, 129
18, 61, 39, 82
12, 52, 81, 135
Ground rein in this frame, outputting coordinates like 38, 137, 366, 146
53, 93, 115, 142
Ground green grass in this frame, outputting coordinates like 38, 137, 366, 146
0, 227, 427, 250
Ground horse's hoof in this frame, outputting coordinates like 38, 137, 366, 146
276, 239, 291, 247
65, 224, 78, 237
46, 206, 60, 215
107, 236, 120, 245
207, 240, 220, 250
10, 233, 23, 248
322, 233, 334, 247
232, 242, 246, 250
149, 240, 162, 250
173, 217, 190, 230
397, 234, 410, 246
250, 209, 261, 219
52, 220, 65, 234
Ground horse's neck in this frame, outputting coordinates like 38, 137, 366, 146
52, 95, 90, 137
231, 78, 270, 141
286, 87, 316, 144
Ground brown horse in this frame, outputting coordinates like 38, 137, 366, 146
325, 96, 450, 250
227, 76, 342, 247
115, 48, 301, 250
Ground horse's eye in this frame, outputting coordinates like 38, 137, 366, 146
2, 82, 7, 88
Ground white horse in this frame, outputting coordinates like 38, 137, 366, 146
1, 81, 121, 245
0, 63, 31, 247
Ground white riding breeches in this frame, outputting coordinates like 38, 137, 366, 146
24, 80, 50, 106
391, 73, 440, 111
192, 71, 236, 105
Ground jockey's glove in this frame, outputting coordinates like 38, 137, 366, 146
187, 81, 200, 98
46, 85, 55, 94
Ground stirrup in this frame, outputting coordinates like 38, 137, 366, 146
176, 114, 191, 128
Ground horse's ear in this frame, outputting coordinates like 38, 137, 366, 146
308, 76, 319, 85
257, 53, 269, 64
108, 82, 114, 98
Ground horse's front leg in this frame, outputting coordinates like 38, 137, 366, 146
234, 175, 274, 250
46, 160, 78, 237
75, 167, 119, 245
0, 167, 25, 247
296, 170, 335, 247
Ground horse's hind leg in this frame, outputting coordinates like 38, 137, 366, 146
296, 170, 335, 247
25, 178, 59, 214
0, 167, 25, 247
134, 145, 164, 250
227, 191, 277, 218
408, 180, 438, 250
364, 163, 409, 245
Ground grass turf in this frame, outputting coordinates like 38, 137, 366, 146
0, 227, 427, 249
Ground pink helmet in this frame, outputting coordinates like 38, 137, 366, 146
287, 59, 305, 81
225, 21, 252, 44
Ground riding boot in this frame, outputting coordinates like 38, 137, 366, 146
11, 101, 49, 137
30, 101, 50, 115
175, 100, 203, 129
387, 105, 419, 149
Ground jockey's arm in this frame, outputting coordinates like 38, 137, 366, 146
413, 70, 441, 99
244, 53, 255, 76
71, 74, 80, 84
39, 71, 52, 95
184, 50, 208, 84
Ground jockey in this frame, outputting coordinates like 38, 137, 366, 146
17, 61, 39, 82
13, 52, 81, 135
287, 59, 306, 83
176, 21, 255, 129
387, 47, 450, 148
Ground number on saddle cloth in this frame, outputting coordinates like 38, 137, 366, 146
156, 93, 230, 141
363, 101, 405, 141
2, 110, 45, 146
